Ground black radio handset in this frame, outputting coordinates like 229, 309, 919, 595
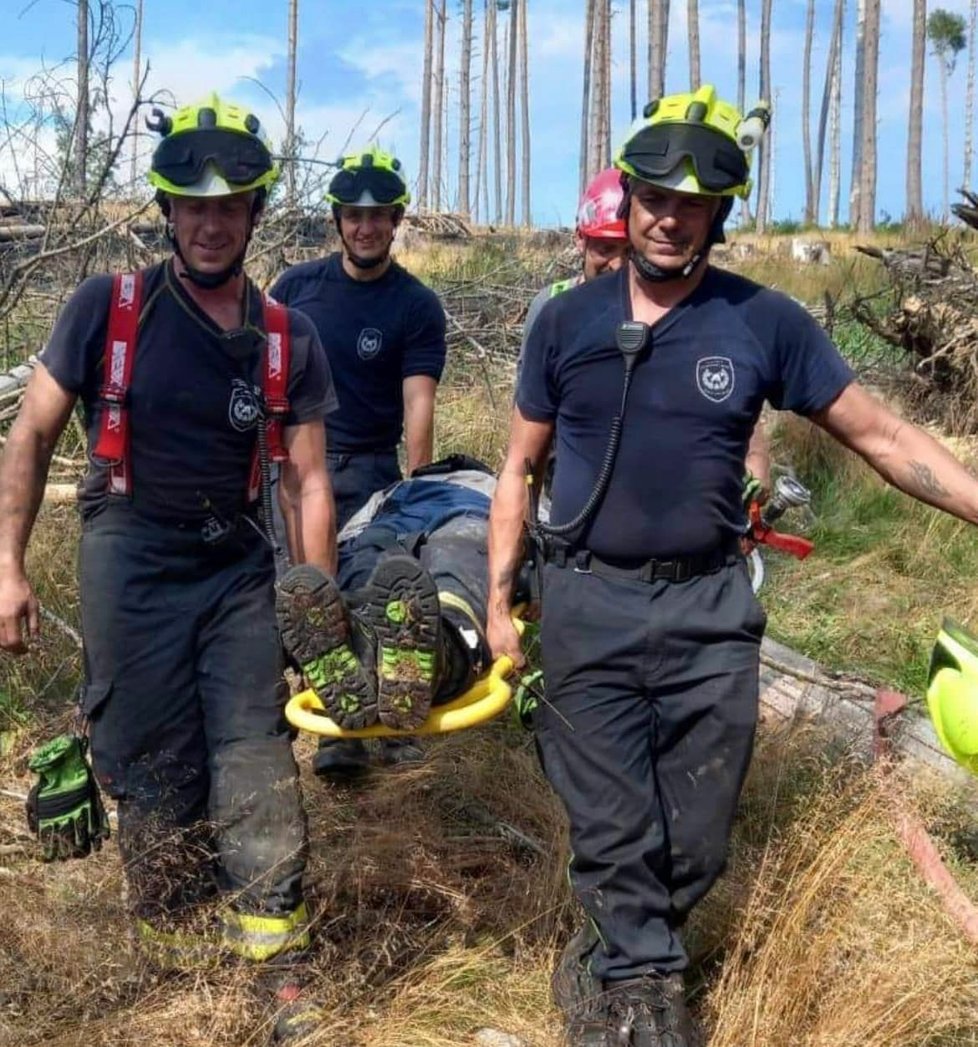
615, 320, 650, 375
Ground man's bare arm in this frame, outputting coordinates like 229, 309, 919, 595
403, 374, 437, 475
278, 420, 337, 574
487, 409, 554, 664
813, 382, 978, 524
745, 418, 771, 495
0, 365, 76, 651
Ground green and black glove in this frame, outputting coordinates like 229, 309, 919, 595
25, 734, 110, 861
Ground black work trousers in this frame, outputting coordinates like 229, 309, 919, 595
536, 557, 765, 980
78, 506, 307, 929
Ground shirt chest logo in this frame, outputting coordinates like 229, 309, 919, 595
228, 378, 260, 432
696, 356, 735, 403
357, 327, 383, 361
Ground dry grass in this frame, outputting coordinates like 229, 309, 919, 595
706, 760, 978, 1047
761, 411, 978, 692
4, 673, 978, 1046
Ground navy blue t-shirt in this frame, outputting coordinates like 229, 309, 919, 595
517, 265, 854, 559
270, 252, 446, 452
40, 261, 337, 523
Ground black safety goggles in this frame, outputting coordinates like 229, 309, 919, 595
152, 129, 273, 188
623, 122, 748, 193
328, 166, 406, 205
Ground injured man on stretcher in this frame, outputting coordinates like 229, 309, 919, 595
276, 455, 514, 740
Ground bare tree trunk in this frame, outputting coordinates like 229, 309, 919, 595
687, 0, 701, 89
590, 1, 603, 177
857, 0, 880, 233
965, 0, 977, 189
129, 0, 142, 188
630, 0, 638, 119
829, 0, 843, 227
491, 0, 502, 224
940, 53, 950, 220
75, 0, 90, 195
285, 0, 298, 208
505, 0, 517, 225
581, 0, 597, 195
755, 0, 773, 232
813, 0, 844, 225
459, 0, 473, 218
738, 0, 752, 224
849, 0, 867, 227
588, 2, 603, 179
419, 0, 434, 209
602, 0, 612, 166
433, 0, 447, 211
519, 0, 530, 226
648, 0, 670, 100
475, 0, 491, 224
801, 0, 815, 224
906, 0, 927, 226
737, 0, 746, 112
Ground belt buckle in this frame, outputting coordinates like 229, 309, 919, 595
672, 559, 691, 583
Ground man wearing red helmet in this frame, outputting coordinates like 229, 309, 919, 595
519, 168, 629, 367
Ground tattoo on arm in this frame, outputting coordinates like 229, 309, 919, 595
908, 460, 950, 500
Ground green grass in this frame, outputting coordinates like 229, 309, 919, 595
761, 417, 978, 695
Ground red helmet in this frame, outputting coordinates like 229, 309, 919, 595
576, 167, 627, 240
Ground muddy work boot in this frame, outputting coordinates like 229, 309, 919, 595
553, 924, 602, 1020
377, 736, 425, 767
311, 737, 371, 780
656, 973, 694, 1047
579, 975, 691, 1047
359, 556, 441, 731
258, 950, 324, 1045
276, 564, 377, 730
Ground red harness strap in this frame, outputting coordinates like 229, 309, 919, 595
247, 296, 292, 502
92, 271, 143, 496
92, 274, 291, 504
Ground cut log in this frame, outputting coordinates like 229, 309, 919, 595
0, 224, 46, 241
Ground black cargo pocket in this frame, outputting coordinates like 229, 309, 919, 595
80, 679, 113, 721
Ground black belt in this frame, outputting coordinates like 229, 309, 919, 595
542, 543, 738, 583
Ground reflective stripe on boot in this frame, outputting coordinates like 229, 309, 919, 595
135, 918, 224, 971
221, 902, 311, 961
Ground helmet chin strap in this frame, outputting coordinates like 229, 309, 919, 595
630, 247, 705, 283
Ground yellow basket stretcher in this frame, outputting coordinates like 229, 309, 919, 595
285, 619, 524, 738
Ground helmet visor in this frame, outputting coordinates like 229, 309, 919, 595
623, 122, 748, 194
152, 129, 273, 188
329, 166, 407, 205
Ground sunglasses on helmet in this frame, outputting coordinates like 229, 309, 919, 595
328, 166, 406, 205
624, 122, 749, 193
152, 129, 273, 188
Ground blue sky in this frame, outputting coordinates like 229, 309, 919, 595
0, 0, 974, 227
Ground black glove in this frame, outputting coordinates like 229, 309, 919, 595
25, 734, 110, 861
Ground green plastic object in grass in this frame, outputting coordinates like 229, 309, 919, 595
927, 618, 978, 776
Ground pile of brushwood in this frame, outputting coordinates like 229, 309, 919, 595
850, 190, 978, 435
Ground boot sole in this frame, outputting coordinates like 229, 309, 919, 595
276, 564, 377, 730
360, 556, 440, 731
